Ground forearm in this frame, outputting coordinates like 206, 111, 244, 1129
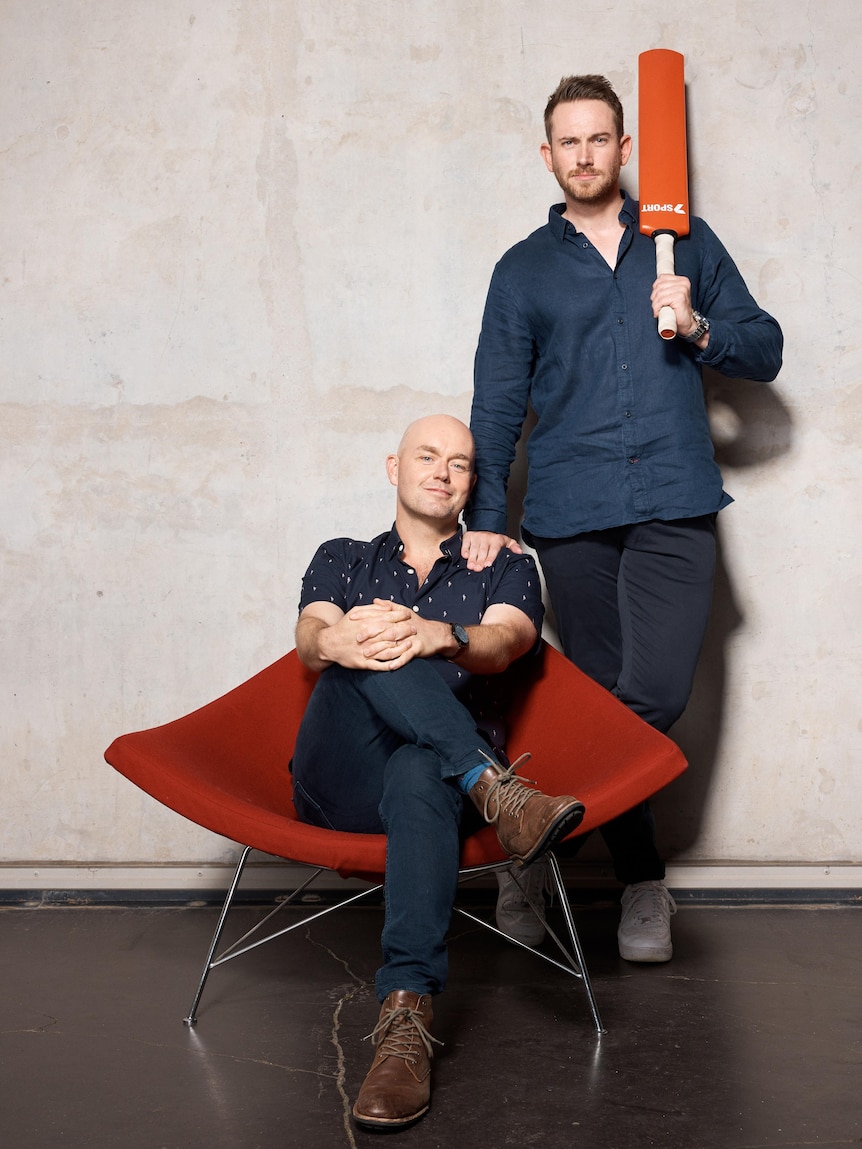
697, 313, 783, 381
296, 590, 539, 677
295, 615, 335, 673
351, 611, 533, 675
450, 621, 536, 675
469, 381, 530, 534
465, 427, 519, 534
692, 220, 784, 381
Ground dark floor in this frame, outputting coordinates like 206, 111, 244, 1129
1, 897, 860, 1149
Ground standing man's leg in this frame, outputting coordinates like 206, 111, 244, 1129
613, 516, 718, 734
532, 516, 717, 728
532, 525, 661, 883
532, 515, 717, 960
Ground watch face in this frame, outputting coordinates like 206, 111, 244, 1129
452, 624, 469, 646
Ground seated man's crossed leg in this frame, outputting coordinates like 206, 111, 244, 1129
292, 659, 584, 1129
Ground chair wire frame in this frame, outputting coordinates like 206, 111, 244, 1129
183, 846, 605, 1036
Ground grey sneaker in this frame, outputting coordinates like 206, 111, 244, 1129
617, 880, 676, 962
495, 856, 551, 946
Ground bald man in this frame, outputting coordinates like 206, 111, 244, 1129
292, 415, 585, 1130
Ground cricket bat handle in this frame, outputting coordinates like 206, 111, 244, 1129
653, 231, 677, 340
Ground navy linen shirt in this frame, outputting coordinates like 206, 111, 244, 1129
469, 193, 784, 538
298, 526, 544, 749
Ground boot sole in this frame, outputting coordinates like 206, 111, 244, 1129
353, 1103, 430, 1129
512, 801, 585, 867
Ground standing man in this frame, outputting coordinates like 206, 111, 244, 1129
292, 414, 585, 1130
464, 75, 783, 962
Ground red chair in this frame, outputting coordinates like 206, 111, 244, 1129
105, 643, 687, 1035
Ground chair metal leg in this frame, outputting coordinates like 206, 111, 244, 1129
183, 847, 385, 1025
184, 848, 603, 1035
455, 853, 605, 1036
184, 845, 252, 1025
545, 851, 605, 1035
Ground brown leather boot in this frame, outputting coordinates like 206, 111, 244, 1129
352, 990, 439, 1129
469, 753, 585, 865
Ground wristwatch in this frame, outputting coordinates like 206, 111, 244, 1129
450, 623, 470, 659
681, 310, 710, 342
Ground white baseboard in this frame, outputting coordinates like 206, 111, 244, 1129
0, 861, 858, 893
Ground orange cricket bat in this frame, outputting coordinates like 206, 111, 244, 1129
638, 49, 689, 339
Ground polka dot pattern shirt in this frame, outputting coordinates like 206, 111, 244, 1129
298, 525, 544, 750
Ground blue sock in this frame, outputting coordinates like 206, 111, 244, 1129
457, 762, 490, 794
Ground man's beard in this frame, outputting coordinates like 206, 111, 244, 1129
556, 160, 620, 205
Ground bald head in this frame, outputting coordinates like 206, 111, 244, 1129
396, 414, 474, 460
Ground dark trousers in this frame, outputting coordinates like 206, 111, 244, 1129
530, 515, 717, 884
290, 660, 496, 1000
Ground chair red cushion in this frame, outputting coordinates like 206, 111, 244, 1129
106, 645, 686, 877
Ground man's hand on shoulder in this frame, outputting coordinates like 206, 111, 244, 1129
461, 530, 523, 572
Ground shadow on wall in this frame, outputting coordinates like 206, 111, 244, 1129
659, 370, 794, 856
503, 369, 794, 862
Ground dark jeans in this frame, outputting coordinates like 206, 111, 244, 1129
291, 659, 497, 1000
530, 515, 717, 884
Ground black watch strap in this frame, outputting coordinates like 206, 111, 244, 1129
450, 623, 469, 658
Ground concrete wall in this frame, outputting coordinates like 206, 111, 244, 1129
2, 0, 859, 884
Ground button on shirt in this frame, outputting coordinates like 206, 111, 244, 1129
469, 193, 783, 538
298, 527, 544, 750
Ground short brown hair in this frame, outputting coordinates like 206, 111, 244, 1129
544, 75, 625, 142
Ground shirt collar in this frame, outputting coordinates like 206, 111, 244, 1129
548, 189, 636, 239
438, 530, 464, 561
384, 524, 464, 563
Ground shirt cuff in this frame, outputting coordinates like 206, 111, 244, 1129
464, 511, 511, 535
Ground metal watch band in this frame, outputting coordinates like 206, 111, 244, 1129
681, 310, 710, 342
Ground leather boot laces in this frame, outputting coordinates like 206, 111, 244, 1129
365, 1005, 442, 1064
478, 752, 537, 824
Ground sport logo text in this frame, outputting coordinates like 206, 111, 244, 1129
641, 203, 687, 215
